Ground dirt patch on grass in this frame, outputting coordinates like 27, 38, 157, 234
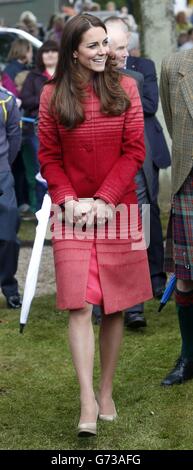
0, 246, 55, 301
18, 246, 56, 296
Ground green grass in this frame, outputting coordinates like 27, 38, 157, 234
18, 219, 36, 242
0, 295, 193, 450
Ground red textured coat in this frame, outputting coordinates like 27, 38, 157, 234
38, 75, 152, 313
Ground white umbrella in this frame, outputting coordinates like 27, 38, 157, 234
20, 193, 51, 332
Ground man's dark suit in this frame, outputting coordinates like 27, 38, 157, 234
126, 56, 171, 295
121, 67, 153, 202
126, 56, 171, 169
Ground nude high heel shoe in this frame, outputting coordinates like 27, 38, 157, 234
96, 394, 117, 421
99, 405, 117, 421
77, 401, 99, 437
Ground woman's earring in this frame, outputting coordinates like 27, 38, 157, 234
74, 57, 77, 64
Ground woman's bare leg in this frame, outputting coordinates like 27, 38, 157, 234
68, 303, 96, 424
98, 310, 123, 414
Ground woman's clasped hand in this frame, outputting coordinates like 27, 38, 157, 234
64, 198, 113, 226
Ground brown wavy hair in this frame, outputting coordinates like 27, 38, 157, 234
7, 38, 32, 63
48, 13, 130, 129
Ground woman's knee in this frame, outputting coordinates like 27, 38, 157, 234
69, 303, 93, 323
101, 311, 123, 323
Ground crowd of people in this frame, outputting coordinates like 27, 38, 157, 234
0, 3, 193, 437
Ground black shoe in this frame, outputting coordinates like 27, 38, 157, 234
161, 356, 193, 386
6, 294, 22, 309
125, 312, 147, 329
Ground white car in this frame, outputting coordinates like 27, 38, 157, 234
0, 27, 42, 70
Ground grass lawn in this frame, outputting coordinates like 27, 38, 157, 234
0, 294, 193, 451
18, 218, 36, 242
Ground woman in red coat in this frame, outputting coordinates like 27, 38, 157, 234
38, 13, 152, 437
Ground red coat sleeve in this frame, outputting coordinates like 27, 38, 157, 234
94, 78, 145, 206
38, 85, 77, 205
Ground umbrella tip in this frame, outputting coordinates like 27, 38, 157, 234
158, 303, 164, 313
19, 323, 25, 334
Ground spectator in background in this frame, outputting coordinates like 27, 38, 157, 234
175, 11, 192, 34
2, 38, 32, 212
45, 15, 65, 45
120, 6, 128, 16
17, 10, 45, 41
127, 33, 171, 302
73, 0, 90, 13
46, 14, 57, 35
21, 40, 59, 212
17, 10, 39, 37
2, 38, 32, 97
0, 86, 22, 309
106, 1, 117, 11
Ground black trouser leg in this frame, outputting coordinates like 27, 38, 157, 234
148, 164, 166, 286
148, 201, 166, 279
0, 240, 20, 297
125, 170, 148, 317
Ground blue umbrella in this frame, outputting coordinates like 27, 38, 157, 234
21, 117, 36, 123
158, 274, 176, 312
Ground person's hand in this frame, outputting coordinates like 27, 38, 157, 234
64, 199, 113, 226
74, 200, 93, 225
64, 199, 94, 225
63, 199, 78, 225
93, 199, 113, 226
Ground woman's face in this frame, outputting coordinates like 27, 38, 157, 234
42, 50, 59, 69
73, 26, 109, 76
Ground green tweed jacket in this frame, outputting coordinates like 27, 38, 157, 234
160, 49, 193, 195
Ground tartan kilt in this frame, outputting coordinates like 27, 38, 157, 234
164, 168, 193, 280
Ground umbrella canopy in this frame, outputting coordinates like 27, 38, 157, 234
20, 194, 51, 332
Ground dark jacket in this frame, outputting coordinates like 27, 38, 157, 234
121, 68, 153, 201
21, 68, 48, 135
0, 87, 21, 171
127, 56, 171, 169
120, 67, 144, 99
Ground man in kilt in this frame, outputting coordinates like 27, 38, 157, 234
160, 50, 193, 385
